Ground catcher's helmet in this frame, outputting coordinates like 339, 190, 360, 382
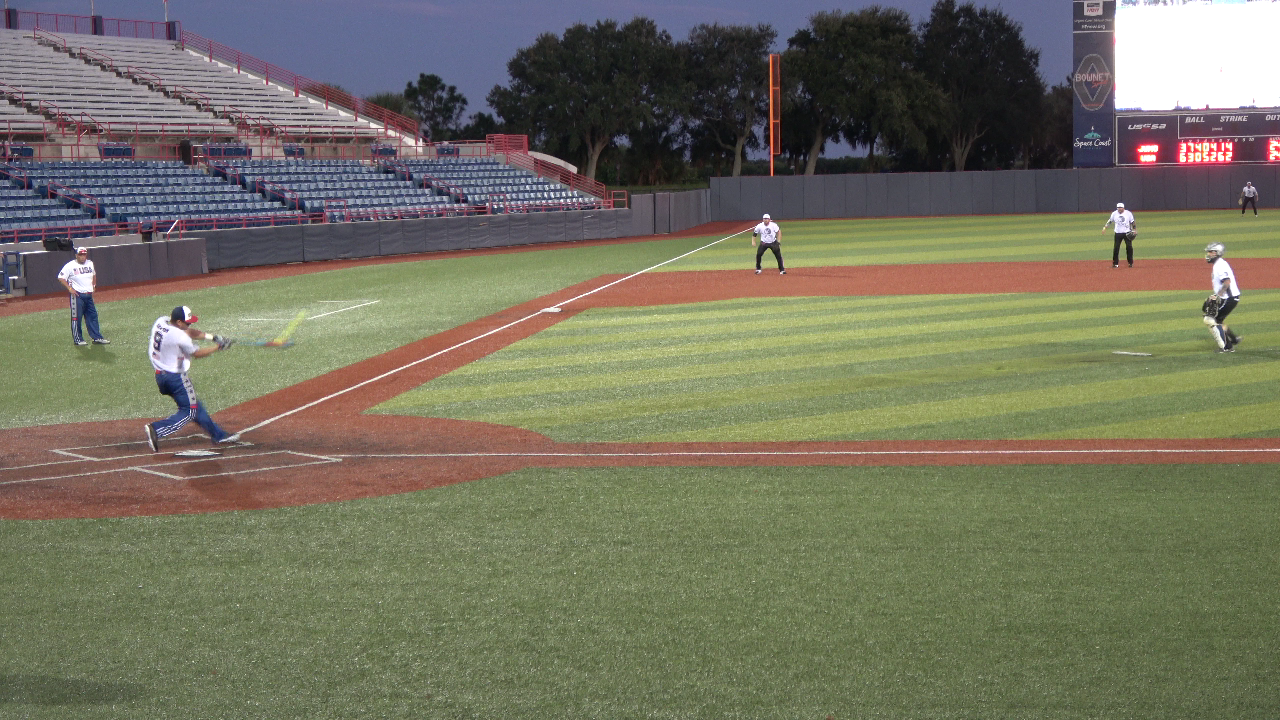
1205, 242, 1225, 263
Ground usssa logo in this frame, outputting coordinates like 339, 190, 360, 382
1073, 54, 1113, 112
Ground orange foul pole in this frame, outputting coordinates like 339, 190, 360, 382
769, 53, 781, 177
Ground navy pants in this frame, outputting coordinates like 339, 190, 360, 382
69, 292, 104, 343
150, 370, 230, 443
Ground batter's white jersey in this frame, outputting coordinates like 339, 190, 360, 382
753, 221, 780, 244
57, 259, 96, 293
1211, 258, 1240, 298
149, 316, 196, 373
1106, 210, 1135, 234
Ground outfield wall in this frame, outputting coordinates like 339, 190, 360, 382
20, 238, 207, 295
710, 166, 1280, 221
200, 208, 641, 270
200, 193, 710, 271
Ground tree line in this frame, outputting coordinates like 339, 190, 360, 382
365, 0, 1073, 184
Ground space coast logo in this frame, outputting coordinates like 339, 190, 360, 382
1074, 126, 1112, 149
1073, 54, 1113, 111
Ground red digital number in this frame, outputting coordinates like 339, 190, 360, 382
1178, 141, 1233, 164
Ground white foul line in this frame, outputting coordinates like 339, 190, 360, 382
327, 447, 1280, 459
236, 228, 752, 436
307, 300, 380, 320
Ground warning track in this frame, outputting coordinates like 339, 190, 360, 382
4, 257, 1280, 520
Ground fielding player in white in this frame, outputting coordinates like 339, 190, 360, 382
1102, 202, 1136, 268
1203, 243, 1242, 353
56, 246, 109, 346
144, 305, 238, 451
1240, 182, 1259, 217
751, 213, 785, 275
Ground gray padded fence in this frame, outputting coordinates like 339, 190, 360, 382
21, 238, 207, 295
711, 166, 1280, 221
199, 208, 637, 270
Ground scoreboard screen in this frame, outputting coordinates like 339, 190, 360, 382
1116, 111, 1280, 166
1115, 3, 1280, 112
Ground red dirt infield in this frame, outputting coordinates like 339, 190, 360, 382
4, 244, 1279, 520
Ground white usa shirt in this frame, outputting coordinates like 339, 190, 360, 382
1211, 258, 1240, 298
1107, 210, 1134, 234
754, 221, 780, 244
57, 259, 96, 293
149, 316, 196, 373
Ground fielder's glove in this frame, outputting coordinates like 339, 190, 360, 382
1202, 295, 1223, 317
213, 334, 234, 350
1124, 231, 1136, 242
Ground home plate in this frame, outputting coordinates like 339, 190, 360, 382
174, 449, 221, 458
1112, 351, 1153, 356
541, 307, 562, 313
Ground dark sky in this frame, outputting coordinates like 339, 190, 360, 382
33, 1, 1071, 112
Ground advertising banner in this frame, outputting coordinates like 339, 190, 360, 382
1073, 0, 1115, 167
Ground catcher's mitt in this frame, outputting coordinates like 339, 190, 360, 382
1202, 295, 1223, 317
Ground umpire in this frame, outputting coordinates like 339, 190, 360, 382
1102, 202, 1136, 268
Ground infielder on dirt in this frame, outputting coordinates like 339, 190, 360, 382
145, 305, 238, 451
1202, 243, 1242, 353
1102, 202, 1136, 268
752, 213, 785, 275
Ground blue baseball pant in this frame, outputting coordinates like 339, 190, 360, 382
149, 370, 230, 443
69, 292, 104, 343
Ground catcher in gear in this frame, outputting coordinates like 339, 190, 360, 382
1203, 243, 1242, 352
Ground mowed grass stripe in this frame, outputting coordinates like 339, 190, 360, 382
380, 290, 1280, 440
1045, 398, 1280, 439
438, 293, 1218, 379
674, 213, 1279, 271
649, 362, 1280, 442
403, 298, 1262, 403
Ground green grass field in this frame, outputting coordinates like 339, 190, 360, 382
3, 210, 1279, 718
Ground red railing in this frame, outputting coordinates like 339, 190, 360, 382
487, 135, 530, 155
78, 47, 117, 73
16, 11, 173, 40
126, 67, 165, 92
180, 30, 419, 139
0, 220, 125, 244
505, 151, 607, 199
47, 181, 104, 219
32, 28, 70, 53
171, 86, 211, 110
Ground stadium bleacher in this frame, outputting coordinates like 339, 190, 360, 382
0, 15, 613, 244
399, 157, 603, 212
213, 159, 466, 220
67, 33, 387, 139
0, 28, 234, 136
3, 160, 302, 232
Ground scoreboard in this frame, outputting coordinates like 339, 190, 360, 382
1116, 111, 1280, 166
